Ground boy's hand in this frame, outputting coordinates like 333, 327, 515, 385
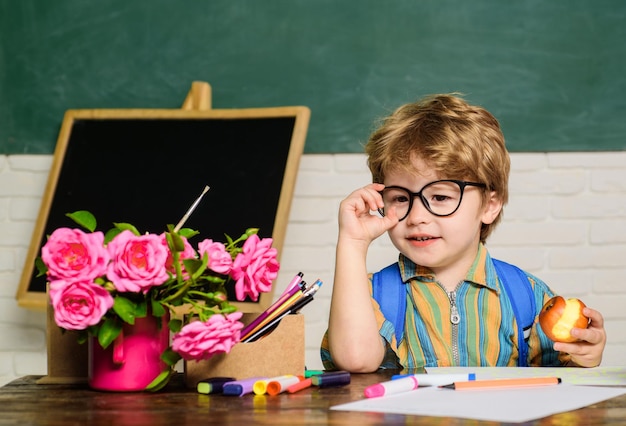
554, 307, 606, 367
338, 184, 399, 244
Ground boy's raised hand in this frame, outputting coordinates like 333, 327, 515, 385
555, 307, 607, 367
338, 184, 399, 244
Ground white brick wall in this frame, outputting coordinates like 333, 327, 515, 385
1, 152, 625, 386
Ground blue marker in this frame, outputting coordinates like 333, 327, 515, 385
197, 376, 236, 394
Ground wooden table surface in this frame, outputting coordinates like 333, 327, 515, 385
1, 372, 625, 425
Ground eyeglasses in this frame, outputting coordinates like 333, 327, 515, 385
378, 179, 487, 221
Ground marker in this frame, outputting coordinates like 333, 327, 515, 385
311, 371, 351, 387
240, 285, 303, 339
391, 373, 476, 387
304, 370, 324, 378
242, 296, 314, 343
196, 376, 236, 394
364, 375, 418, 398
302, 279, 323, 297
266, 376, 304, 396
287, 377, 313, 394
253, 375, 293, 395
282, 272, 305, 296
441, 376, 561, 390
223, 377, 267, 396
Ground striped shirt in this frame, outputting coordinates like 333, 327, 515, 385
321, 244, 569, 370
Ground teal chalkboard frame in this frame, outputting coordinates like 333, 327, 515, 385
17, 104, 310, 312
1, 1, 625, 154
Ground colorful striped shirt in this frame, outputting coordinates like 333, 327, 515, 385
320, 244, 569, 369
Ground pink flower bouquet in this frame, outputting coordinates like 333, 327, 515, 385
37, 210, 279, 390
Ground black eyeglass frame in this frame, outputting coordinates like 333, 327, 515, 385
378, 179, 487, 220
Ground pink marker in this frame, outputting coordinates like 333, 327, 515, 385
364, 375, 419, 398
283, 272, 305, 295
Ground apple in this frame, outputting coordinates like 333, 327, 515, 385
538, 296, 589, 342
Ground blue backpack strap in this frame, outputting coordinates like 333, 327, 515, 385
492, 258, 536, 367
372, 263, 406, 344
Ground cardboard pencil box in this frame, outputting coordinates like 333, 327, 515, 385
184, 313, 305, 388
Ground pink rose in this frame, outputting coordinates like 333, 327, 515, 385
171, 312, 243, 361
230, 235, 279, 301
106, 230, 169, 293
41, 228, 109, 282
48, 280, 114, 330
161, 233, 196, 278
197, 239, 233, 274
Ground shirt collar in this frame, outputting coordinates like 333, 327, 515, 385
397, 243, 498, 291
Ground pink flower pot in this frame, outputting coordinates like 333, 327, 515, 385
88, 314, 170, 391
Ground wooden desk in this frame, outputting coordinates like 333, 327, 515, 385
1, 373, 625, 425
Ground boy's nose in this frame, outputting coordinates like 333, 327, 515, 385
405, 197, 431, 224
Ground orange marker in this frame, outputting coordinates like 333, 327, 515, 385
440, 376, 561, 390
287, 377, 312, 394
266, 376, 304, 396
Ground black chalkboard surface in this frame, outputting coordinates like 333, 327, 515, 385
17, 107, 310, 311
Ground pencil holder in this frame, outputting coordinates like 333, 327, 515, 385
184, 313, 305, 388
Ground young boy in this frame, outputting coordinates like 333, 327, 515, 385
321, 94, 606, 372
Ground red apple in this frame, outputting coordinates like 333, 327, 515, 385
538, 296, 589, 342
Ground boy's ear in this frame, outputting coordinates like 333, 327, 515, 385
481, 191, 503, 225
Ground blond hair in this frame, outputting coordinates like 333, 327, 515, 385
365, 94, 510, 242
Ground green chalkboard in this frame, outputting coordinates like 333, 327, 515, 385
1, 0, 625, 154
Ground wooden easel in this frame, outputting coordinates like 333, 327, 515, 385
40, 82, 213, 384
181, 81, 212, 111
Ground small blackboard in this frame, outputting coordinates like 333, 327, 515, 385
17, 106, 310, 312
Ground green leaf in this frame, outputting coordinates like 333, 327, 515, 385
113, 222, 141, 236
113, 296, 138, 325
160, 347, 182, 367
151, 299, 166, 317
103, 228, 122, 244
98, 318, 122, 349
168, 318, 183, 333
66, 210, 97, 232
172, 231, 187, 252
34, 257, 48, 277
135, 299, 148, 318
183, 257, 204, 278
178, 227, 199, 239
145, 369, 173, 392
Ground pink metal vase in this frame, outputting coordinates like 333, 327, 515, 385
88, 313, 170, 391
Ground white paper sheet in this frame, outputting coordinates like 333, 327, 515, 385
331, 367, 626, 423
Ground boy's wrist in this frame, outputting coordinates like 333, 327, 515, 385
336, 235, 372, 253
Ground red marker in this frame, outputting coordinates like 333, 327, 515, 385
287, 377, 313, 394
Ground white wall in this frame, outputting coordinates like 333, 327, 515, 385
1, 152, 625, 386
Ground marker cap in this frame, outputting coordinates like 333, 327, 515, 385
363, 383, 385, 398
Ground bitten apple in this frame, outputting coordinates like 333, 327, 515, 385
538, 296, 589, 342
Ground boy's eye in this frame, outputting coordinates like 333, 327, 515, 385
383, 189, 410, 204
431, 194, 452, 202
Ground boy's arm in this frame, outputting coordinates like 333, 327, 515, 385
327, 238, 384, 372
326, 184, 399, 373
